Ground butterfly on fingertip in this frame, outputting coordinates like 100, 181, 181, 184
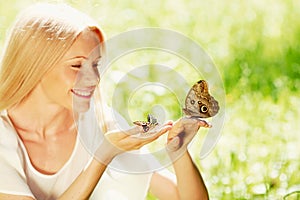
183, 80, 219, 118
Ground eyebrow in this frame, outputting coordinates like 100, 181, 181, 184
65, 55, 101, 61
72, 56, 88, 59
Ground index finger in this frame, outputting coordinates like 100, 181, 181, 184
110, 125, 144, 139
132, 124, 172, 140
189, 116, 212, 128
196, 119, 212, 128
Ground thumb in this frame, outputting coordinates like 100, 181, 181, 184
166, 136, 181, 152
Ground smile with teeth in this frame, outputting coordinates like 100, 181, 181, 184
71, 89, 93, 98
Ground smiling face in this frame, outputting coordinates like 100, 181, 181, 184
39, 30, 101, 113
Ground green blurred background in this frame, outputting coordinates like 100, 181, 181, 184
1, 0, 299, 199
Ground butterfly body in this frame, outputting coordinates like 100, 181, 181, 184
133, 114, 158, 132
183, 80, 219, 118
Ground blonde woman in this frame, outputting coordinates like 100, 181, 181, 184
0, 3, 209, 200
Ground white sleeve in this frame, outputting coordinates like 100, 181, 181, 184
0, 117, 34, 198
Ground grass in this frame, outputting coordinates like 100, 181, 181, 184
147, 90, 300, 199
189, 90, 300, 200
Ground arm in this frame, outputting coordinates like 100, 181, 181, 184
168, 117, 209, 200
0, 124, 172, 200
149, 152, 208, 200
60, 123, 172, 200
150, 117, 209, 200
149, 172, 179, 200
58, 158, 107, 200
0, 160, 107, 200
171, 151, 208, 200
0, 157, 109, 200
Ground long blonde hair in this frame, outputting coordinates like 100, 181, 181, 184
0, 3, 108, 132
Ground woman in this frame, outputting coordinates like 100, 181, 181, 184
0, 3, 209, 200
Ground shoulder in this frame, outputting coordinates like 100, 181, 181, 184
0, 110, 19, 148
0, 109, 22, 168
0, 110, 33, 197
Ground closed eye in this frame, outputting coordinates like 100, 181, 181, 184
71, 65, 81, 69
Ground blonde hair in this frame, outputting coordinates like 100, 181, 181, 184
0, 3, 108, 132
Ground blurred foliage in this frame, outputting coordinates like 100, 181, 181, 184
195, 93, 300, 200
1, 0, 299, 101
1, 0, 299, 199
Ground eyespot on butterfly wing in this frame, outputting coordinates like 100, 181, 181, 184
183, 80, 219, 118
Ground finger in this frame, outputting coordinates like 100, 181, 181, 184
135, 125, 172, 148
188, 117, 212, 128
146, 121, 172, 133
108, 125, 144, 139
136, 124, 172, 141
196, 119, 212, 128
164, 120, 173, 126
166, 136, 180, 152
175, 117, 198, 127
149, 124, 172, 136
130, 125, 148, 134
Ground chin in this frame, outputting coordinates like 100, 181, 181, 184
72, 101, 91, 113
74, 105, 90, 113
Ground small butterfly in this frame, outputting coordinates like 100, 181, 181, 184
133, 114, 158, 132
183, 80, 219, 118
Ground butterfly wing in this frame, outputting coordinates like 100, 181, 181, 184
183, 80, 219, 118
133, 114, 159, 133
183, 88, 203, 116
147, 114, 158, 125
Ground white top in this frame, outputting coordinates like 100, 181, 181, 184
0, 107, 153, 200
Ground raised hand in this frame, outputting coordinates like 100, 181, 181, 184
166, 117, 211, 157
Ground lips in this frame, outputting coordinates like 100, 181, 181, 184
71, 88, 94, 98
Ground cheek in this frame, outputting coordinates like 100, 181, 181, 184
58, 68, 78, 89
65, 73, 77, 87
43, 68, 78, 95
64, 66, 77, 81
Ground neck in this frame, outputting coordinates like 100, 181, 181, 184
8, 93, 77, 138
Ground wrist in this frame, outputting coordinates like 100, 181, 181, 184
94, 139, 119, 165
166, 143, 188, 162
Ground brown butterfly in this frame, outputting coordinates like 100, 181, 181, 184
183, 80, 219, 118
133, 114, 158, 132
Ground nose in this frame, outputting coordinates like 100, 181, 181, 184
77, 63, 100, 86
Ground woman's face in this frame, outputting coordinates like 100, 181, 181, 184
39, 30, 101, 113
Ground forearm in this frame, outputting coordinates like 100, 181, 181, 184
172, 151, 209, 200
58, 158, 108, 200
